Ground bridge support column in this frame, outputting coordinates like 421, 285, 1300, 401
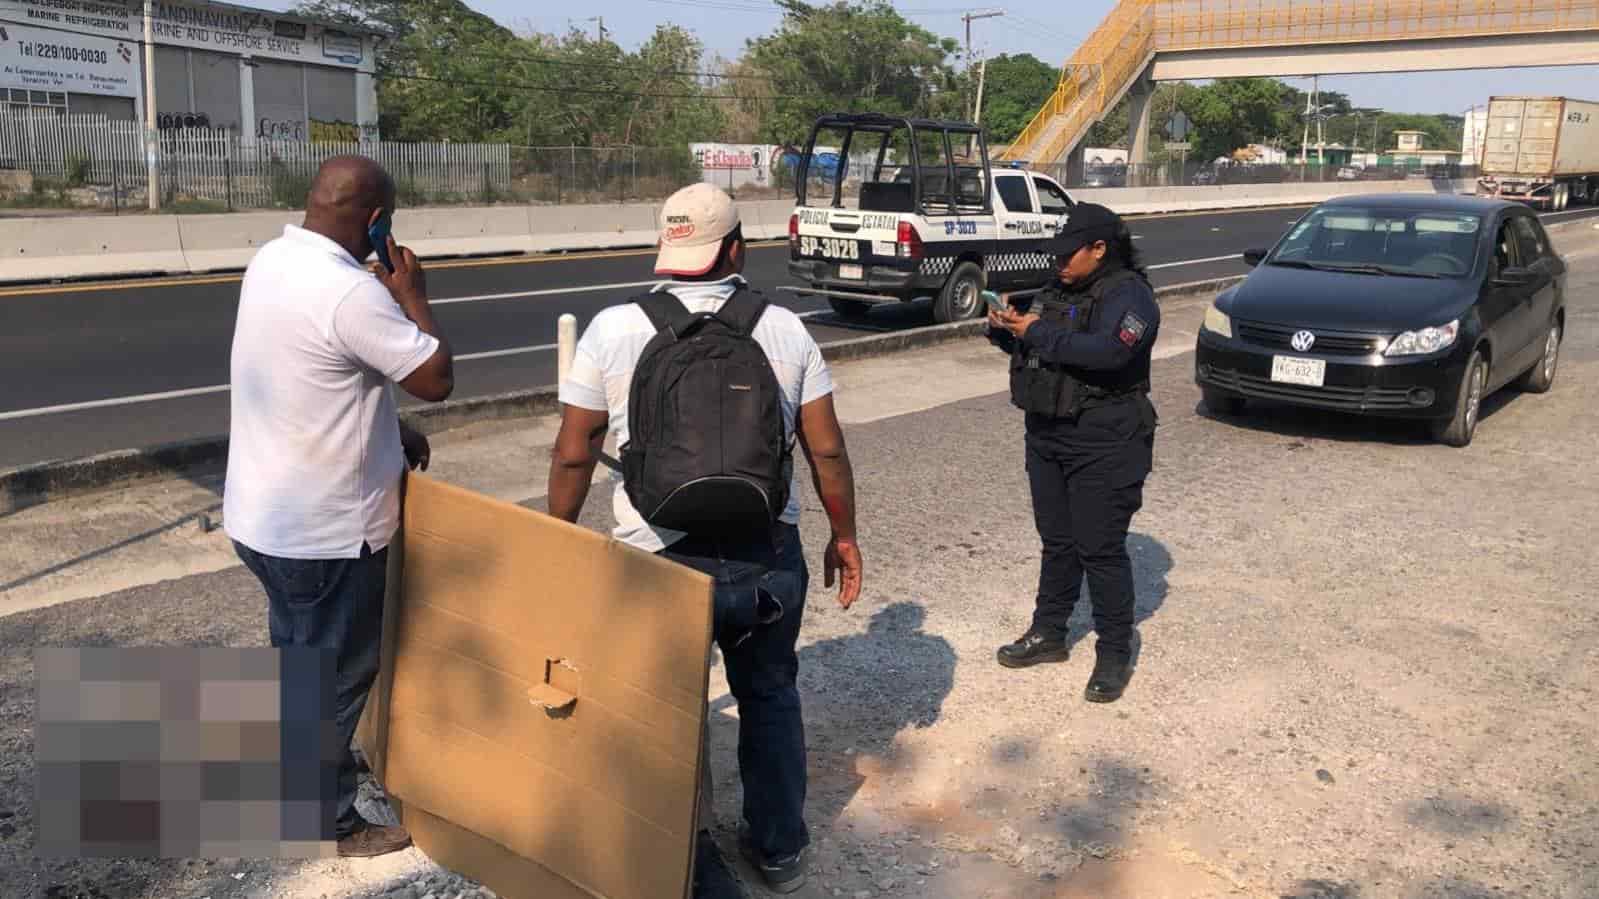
1126, 71, 1156, 187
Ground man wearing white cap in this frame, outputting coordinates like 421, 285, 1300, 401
547, 182, 863, 895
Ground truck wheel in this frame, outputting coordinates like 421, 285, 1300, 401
1556, 183, 1570, 211
828, 298, 872, 319
934, 261, 984, 324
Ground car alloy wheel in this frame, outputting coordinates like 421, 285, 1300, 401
1464, 359, 1485, 435
1542, 325, 1560, 383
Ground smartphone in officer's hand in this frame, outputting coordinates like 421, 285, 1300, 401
982, 290, 1009, 316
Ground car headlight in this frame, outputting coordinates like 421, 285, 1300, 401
1202, 303, 1233, 338
1384, 320, 1459, 357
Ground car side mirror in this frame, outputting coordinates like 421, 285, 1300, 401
1492, 266, 1534, 287
1242, 248, 1268, 267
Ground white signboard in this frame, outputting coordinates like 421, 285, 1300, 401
692, 143, 786, 189
0, 0, 368, 69
0, 19, 138, 96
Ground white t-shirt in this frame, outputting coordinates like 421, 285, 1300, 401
224, 225, 440, 560
558, 275, 834, 553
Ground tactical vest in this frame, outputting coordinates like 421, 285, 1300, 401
1009, 267, 1154, 420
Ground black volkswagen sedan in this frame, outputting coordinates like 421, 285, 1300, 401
1195, 195, 1566, 447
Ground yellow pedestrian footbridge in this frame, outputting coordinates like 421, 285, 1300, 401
998, 0, 1599, 166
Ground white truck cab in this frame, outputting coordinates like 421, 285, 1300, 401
782, 113, 1075, 323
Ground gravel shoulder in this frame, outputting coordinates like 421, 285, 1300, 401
2, 228, 1597, 899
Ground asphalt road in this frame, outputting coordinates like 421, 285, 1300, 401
2, 235, 1596, 899
4, 203, 1598, 469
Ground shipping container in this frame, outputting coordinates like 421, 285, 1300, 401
1478, 96, 1599, 210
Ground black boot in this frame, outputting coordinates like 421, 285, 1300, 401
1084, 651, 1132, 703
997, 628, 1071, 669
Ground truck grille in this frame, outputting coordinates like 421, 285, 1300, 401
1236, 321, 1384, 356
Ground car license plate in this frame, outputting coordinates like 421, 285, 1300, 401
838, 264, 863, 280
1271, 355, 1326, 387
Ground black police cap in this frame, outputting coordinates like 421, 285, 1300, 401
1044, 202, 1126, 258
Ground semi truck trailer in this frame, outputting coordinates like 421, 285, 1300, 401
1477, 95, 1599, 211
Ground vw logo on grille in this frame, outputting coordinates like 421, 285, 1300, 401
1290, 330, 1317, 352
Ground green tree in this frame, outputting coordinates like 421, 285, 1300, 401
976, 54, 1057, 144
293, 0, 525, 143
745, 0, 962, 144
1182, 77, 1292, 161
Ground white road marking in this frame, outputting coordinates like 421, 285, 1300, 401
430, 280, 659, 306
1149, 254, 1240, 270
2, 252, 1256, 422
0, 385, 232, 422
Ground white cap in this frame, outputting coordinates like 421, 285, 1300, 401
655, 183, 742, 277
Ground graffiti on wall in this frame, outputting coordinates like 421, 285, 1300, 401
309, 118, 357, 144
257, 117, 306, 141
157, 111, 212, 130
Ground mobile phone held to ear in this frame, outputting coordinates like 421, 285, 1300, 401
369, 213, 395, 273
981, 290, 1008, 315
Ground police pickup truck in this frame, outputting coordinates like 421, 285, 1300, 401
783, 113, 1075, 323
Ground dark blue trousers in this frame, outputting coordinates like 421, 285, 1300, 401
661, 522, 810, 864
235, 540, 387, 840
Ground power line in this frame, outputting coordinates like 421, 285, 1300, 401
375, 69, 817, 102
644, 0, 783, 12
381, 48, 777, 83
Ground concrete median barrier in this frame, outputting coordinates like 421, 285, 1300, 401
396, 206, 537, 258
0, 215, 190, 282
0, 179, 1482, 285
529, 203, 658, 254
179, 211, 299, 273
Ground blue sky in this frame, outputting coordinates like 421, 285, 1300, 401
265, 0, 1599, 116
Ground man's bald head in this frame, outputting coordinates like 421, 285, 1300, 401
307, 155, 393, 220
302, 155, 395, 260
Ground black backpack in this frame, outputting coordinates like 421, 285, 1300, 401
616, 287, 792, 538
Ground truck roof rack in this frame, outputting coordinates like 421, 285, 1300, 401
810, 112, 984, 135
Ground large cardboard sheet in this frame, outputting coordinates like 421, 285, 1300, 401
356, 473, 715, 899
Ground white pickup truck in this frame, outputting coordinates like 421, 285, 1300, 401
783, 113, 1076, 323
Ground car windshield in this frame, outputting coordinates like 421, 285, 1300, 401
1267, 208, 1483, 278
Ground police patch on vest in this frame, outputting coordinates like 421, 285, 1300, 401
1118, 310, 1149, 347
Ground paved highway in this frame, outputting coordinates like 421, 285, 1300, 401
4, 203, 1598, 469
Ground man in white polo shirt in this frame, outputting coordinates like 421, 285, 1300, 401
224, 156, 454, 858
547, 183, 862, 895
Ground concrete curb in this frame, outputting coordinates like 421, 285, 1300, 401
0, 273, 1242, 514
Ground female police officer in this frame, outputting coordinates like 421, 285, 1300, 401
986, 203, 1159, 704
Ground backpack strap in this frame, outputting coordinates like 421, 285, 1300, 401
714, 285, 770, 336
635, 291, 699, 338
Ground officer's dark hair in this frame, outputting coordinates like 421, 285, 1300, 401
1106, 225, 1148, 280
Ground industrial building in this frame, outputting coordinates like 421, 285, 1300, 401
0, 0, 383, 141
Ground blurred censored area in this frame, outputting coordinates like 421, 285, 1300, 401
34, 647, 341, 859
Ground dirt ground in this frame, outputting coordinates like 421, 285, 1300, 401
2, 227, 1597, 899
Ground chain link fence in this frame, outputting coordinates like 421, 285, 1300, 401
1021, 158, 1482, 190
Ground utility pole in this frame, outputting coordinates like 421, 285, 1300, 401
961, 9, 1004, 120
577, 16, 607, 42
142, 0, 159, 211
973, 57, 989, 124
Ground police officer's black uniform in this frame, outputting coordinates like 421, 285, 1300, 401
988, 203, 1160, 703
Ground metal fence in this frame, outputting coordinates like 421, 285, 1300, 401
0, 108, 511, 211
1021, 159, 1482, 189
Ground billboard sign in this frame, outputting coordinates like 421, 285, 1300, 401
0, 20, 138, 97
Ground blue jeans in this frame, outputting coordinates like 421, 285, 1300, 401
662, 523, 810, 863
234, 540, 387, 840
